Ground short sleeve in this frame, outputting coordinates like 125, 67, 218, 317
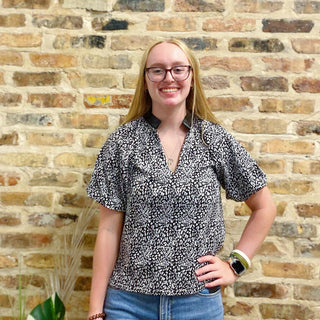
87, 134, 126, 212
207, 124, 267, 202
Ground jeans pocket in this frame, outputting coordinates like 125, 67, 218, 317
197, 286, 221, 297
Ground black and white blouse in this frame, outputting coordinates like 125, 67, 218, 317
87, 112, 267, 296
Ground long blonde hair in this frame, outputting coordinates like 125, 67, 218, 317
123, 39, 219, 125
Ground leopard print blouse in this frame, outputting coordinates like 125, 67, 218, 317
87, 112, 267, 296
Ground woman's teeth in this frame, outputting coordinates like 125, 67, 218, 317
161, 88, 178, 92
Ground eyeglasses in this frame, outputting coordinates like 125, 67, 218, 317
145, 65, 192, 82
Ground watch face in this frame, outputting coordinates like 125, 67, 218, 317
231, 259, 246, 275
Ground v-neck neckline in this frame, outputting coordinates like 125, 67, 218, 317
156, 128, 191, 175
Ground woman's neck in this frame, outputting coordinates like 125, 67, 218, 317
152, 104, 187, 130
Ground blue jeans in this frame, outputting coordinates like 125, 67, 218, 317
104, 287, 224, 320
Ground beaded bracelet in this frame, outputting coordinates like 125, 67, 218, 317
88, 312, 106, 320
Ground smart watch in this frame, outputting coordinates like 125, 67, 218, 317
227, 255, 247, 276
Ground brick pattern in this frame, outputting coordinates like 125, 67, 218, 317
0, 1, 319, 319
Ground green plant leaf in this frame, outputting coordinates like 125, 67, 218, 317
27, 293, 65, 320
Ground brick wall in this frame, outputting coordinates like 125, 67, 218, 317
0, 0, 319, 319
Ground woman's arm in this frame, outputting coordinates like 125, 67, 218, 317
88, 204, 124, 318
196, 186, 276, 287
236, 186, 277, 259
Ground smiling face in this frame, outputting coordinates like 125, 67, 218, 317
145, 42, 193, 113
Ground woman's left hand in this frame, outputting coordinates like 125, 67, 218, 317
195, 255, 238, 288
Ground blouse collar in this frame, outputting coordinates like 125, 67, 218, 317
143, 109, 192, 130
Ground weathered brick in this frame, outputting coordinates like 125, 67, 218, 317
0, 215, 21, 225
0, 14, 25, 27
26, 132, 74, 146
269, 221, 316, 238
262, 261, 315, 279
294, 239, 320, 258
259, 303, 314, 320
82, 233, 96, 250
296, 120, 320, 135
294, 284, 320, 301
257, 240, 289, 257
68, 72, 117, 89
202, 75, 229, 90
123, 73, 138, 89
92, 18, 129, 31
0, 71, 4, 85
262, 19, 314, 32
28, 93, 76, 108
268, 179, 314, 195
229, 38, 284, 52
0, 274, 45, 289
74, 276, 91, 291
82, 134, 107, 148
200, 56, 251, 71
234, 0, 283, 12
59, 113, 108, 129
111, 35, 154, 50
174, 0, 225, 12
28, 212, 77, 227
0, 172, 21, 186
0, 93, 22, 106
54, 153, 97, 168
147, 16, 196, 31
59, 194, 91, 208
257, 159, 285, 174
0, 153, 48, 167
0, 192, 53, 206
0, 33, 42, 47
0, 50, 23, 66
6, 113, 53, 126
32, 15, 83, 29
81, 255, 93, 269
13, 72, 61, 86
83, 94, 132, 109
181, 37, 217, 50
292, 39, 320, 54
262, 57, 314, 72
241, 76, 288, 92
29, 171, 78, 187
24, 253, 55, 268
293, 160, 320, 174
114, 0, 164, 11
296, 204, 320, 218
295, 1, 320, 13
30, 53, 77, 68
224, 301, 254, 317
3, 0, 50, 9
232, 119, 287, 134
0, 132, 18, 145
203, 18, 255, 32
207, 97, 252, 111
1, 233, 52, 248
53, 35, 106, 49
234, 282, 288, 299
83, 54, 132, 69
260, 139, 314, 154
293, 77, 320, 93
0, 294, 12, 307
0, 255, 17, 268
259, 99, 314, 114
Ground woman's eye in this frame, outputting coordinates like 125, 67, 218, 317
152, 68, 163, 74
173, 67, 184, 73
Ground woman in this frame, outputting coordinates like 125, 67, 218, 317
86, 39, 276, 320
